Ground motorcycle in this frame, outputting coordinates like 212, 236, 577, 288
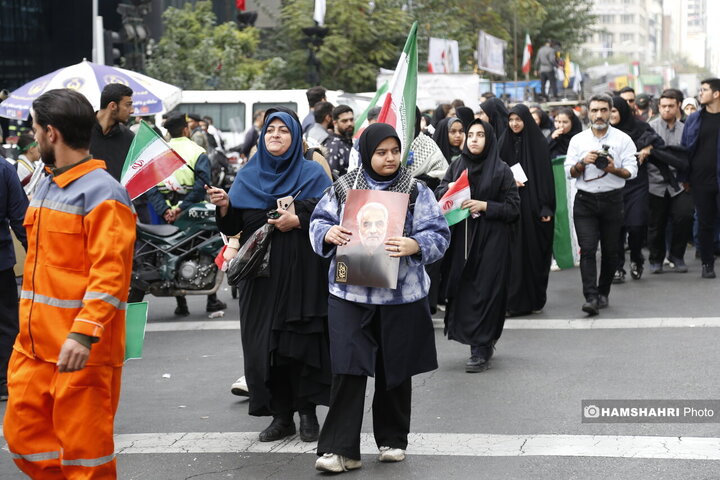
128, 202, 224, 302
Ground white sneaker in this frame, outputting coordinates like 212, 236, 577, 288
315, 453, 362, 472
378, 446, 406, 462
230, 376, 249, 397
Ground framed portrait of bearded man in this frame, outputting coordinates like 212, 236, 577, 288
335, 190, 409, 289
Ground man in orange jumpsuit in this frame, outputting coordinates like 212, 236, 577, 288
3, 88, 136, 479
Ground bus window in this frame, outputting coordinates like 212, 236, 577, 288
253, 102, 298, 117
175, 103, 246, 133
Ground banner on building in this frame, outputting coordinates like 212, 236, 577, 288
476, 31, 506, 76
428, 37, 460, 73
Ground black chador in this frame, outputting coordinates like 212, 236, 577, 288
499, 104, 556, 315
436, 120, 520, 358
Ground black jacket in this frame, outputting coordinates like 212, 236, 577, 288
89, 121, 135, 181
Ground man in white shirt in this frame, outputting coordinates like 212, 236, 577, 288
565, 94, 638, 315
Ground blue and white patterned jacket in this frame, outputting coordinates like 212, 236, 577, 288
309, 171, 450, 305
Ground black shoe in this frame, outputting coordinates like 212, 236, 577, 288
668, 257, 688, 273
299, 413, 320, 442
465, 355, 488, 373
630, 262, 643, 280
258, 417, 296, 442
597, 295, 608, 309
612, 270, 625, 284
582, 298, 599, 316
206, 297, 227, 312
702, 264, 716, 279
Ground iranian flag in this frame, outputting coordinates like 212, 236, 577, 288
377, 21, 418, 164
438, 169, 471, 226
120, 121, 187, 200
521, 33, 533, 75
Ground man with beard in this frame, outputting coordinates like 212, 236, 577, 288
89, 83, 134, 181
4, 88, 136, 478
323, 105, 355, 177
335, 202, 397, 288
682, 78, 720, 278
564, 94, 637, 315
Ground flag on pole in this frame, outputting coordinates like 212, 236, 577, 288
378, 21, 418, 165
314, 0, 326, 26
563, 53, 572, 88
354, 81, 389, 136
521, 33, 533, 75
120, 121, 187, 200
438, 169, 471, 226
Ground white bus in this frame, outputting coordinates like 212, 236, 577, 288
173, 89, 375, 149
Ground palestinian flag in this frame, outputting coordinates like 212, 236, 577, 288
377, 22, 418, 164
551, 155, 579, 269
438, 169, 471, 226
120, 121, 187, 200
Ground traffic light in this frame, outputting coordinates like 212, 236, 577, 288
104, 29, 122, 66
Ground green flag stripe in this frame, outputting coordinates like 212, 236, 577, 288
551, 156, 574, 269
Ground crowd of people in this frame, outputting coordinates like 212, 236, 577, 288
1, 77, 719, 477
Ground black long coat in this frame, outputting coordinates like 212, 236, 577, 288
217, 199, 331, 416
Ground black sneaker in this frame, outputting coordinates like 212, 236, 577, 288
582, 298, 599, 316
702, 264, 716, 279
597, 295, 609, 309
612, 270, 626, 284
465, 355, 488, 373
630, 262, 643, 280
206, 298, 227, 312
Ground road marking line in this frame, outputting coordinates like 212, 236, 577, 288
111, 432, 720, 460
146, 317, 720, 332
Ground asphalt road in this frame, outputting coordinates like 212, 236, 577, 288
2, 248, 720, 479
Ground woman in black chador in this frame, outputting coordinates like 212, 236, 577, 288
207, 111, 332, 443
479, 97, 510, 140
499, 104, 556, 315
610, 96, 664, 282
436, 119, 520, 373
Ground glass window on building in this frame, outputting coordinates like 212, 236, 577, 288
620, 33, 634, 42
621, 14, 635, 24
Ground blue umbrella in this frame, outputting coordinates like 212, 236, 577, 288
0, 60, 181, 120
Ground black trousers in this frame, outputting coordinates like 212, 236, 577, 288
691, 186, 720, 266
0, 268, 19, 386
316, 358, 411, 460
573, 189, 624, 301
648, 191, 694, 264
617, 225, 645, 270
540, 71, 557, 99
268, 361, 315, 418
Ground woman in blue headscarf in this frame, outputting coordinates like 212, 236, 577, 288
207, 111, 332, 444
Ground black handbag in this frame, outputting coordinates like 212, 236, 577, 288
226, 223, 274, 284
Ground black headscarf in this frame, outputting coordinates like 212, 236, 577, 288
548, 108, 583, 158
455, 107, 475, 132
533, 108, 554, 131
498, 104, 555, 217
456, 119, 501, 199
359, 122, 401, 182
479, 97, 509, 140
414, 106, 422, 139
431, 103, 450, 127
433, 117, 463, 162
611, 96, 663, 149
